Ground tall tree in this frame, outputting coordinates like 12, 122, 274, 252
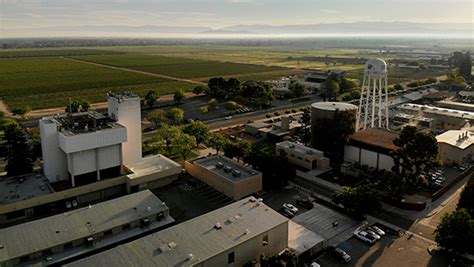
208, 77, 227, 99
224, 78, 242, 99
65, 99, 91, 113
223, 139, 251, 162
173, 89, 185, 104
206, 132, 227, 154
322, 78, 340, 101
242, 80, 274, 108
434, 209, 474, 255
145, 90, 158, 108
458, 176, 474, 217
334, 184, 382, 218
391, 126, 439, 193
167, 108, 184, 124
311, 110, 356, 163
153, 125, 181, 156
288, 82, 308, 98
147, 109, 167, 126
192, 85, 208, 95
174, 133, 197, 160
4, 122, 36, 176
183, 120, 209, 146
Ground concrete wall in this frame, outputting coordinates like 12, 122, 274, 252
58, 127, 126, 154
344, 145, 394, 171
438, 143, 474, 165
108, 95, 142, 165
40, 119, 68, 182
198, 221, 288, 267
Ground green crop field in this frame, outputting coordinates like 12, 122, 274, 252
0, 57, 194, 110
0, 48, 123, 58
71, 54, 286, 79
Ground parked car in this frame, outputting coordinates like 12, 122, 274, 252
225, 116, 233, 120
283, 203, 299, 214
365, 229, 381, 240
329, 246, 352, 263
281, 208, 295, 218
370, 226, 386, 236
296, 199, 314, 209
354, 230, 377, 244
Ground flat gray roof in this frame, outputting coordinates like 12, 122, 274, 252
0, 174, 53, 205
66, 197, 288, 267
193, 155, 261, 182
0, 190, 166, 263
311, 102, 357, 112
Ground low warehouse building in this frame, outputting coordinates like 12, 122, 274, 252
344, 128, 398, 171
185, 155, 262, 200
66, 197, 289, 267
0, 190, 174, 267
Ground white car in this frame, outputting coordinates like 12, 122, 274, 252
365, 229, 381, 240
354, 230, 377, 244
224, 116, 233, 120
283, 203, 299, 214
370, 226, 386, 236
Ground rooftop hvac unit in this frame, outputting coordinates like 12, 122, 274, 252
216, 162, 224, 168
140, 218, 151, 227
214, 222, 222, 229
187, 254, 194, 261
232, 170, 242, 177
224, 166, 232, 173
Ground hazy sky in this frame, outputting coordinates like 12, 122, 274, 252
0, 0, 472, 37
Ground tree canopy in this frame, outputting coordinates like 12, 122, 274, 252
183, 120, 209, 145
334, 184, 382, 219
288, 82, 308, 98
434, 209, 474, 255
167, 108, 184, 124
4, 121, 36, 176
311, 110, 356, 163
206, 132, 227, 155
322, 78, 340, 101
391, 126, 439, 194
174, 133, 197, 160
145, 90, 158, 108
147, 109, 167, 126
458, 176, 474, 217
173, 89, 185, 104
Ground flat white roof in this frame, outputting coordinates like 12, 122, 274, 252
277, 141, 323, 158
126, 155, 181, 179
66, 197, 288, 267
399, 103, 474, 120
436, 130, 473, 150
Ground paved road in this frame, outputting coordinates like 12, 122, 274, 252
61, 56, 207, 86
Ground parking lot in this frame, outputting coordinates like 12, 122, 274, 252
316, 225, 450, 267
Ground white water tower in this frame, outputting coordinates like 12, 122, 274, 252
357, 59, 389, 131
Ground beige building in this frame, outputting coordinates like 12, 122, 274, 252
0, 190, 174, 267
276, 141, 330, 170
185, 155, 262, 200
66, 196, 289, 267
436, 130, 474, 165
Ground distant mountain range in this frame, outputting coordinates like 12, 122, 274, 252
32, 22, 472, 37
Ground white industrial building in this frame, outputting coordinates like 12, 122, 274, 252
40, 93, 142, 187
436, 130, 474, 165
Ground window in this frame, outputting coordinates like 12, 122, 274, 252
64, 242, 73, 250
262, 235, 269, 246
228, 251, 235, 264
103, 230, 113, 236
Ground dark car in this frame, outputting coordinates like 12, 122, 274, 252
296, 199, 314, 209
328, 246, 351, 263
